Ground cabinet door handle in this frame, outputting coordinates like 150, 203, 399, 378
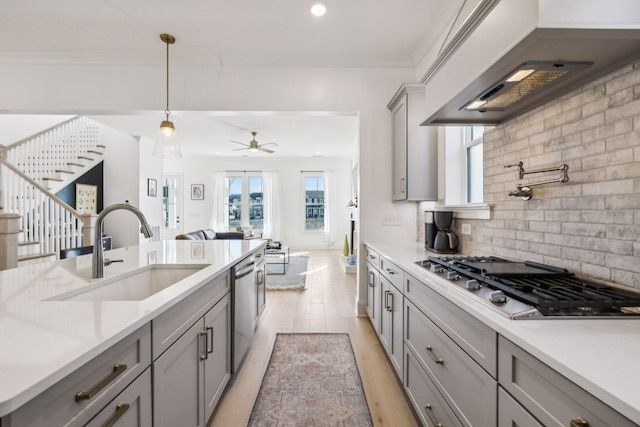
206, 326, 214, 354
101, 402, 130, 427
368, 271, 375, 287
425, 346, 444, 365
386, 291, 393, 312
200, 330, 209, 360
75, 363, 128, 401
401, 178, 406, 194
571, 418, 589, 427
256, 269, 264, 286
424, 404, 443, 427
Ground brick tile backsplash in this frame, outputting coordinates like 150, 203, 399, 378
428, 60, 640, 289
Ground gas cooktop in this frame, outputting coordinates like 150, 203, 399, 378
414, 256, 640, 319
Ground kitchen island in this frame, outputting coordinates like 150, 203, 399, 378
0, 239, 265, 425
366, 240, 640, 426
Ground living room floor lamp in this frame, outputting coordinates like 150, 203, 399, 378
153, 33, 182, 158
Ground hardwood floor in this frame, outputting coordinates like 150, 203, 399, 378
208, 249, 421, 427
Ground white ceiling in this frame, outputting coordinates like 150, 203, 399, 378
1, 0, 462, 158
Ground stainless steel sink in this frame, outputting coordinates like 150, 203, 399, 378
48, 265, 206, 301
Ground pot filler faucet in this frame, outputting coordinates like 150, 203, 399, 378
92, 204, 154, 279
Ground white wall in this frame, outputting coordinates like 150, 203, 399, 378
164, 156, 352, 250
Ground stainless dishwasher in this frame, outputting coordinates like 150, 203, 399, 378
232, 252, 263, 372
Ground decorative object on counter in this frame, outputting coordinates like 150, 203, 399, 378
153, 33, 182, 158
265, 255, 307, 290
343, 234, 349, 256
190, 184, 204, 200
147, 179, 157, 197
248, 333, 373, 427
505, 161, 569, 200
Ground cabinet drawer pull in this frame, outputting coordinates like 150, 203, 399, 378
206, 326, 214, 354
424, 403, 443, 427
75, 363, 128, 401
384, 290, 390, 310
571, 418, 589, 427
368, 254, 376, 260
101, 402, 130, 427
425, 346, 444, 365
385, 268, 397, 275
200, 330, 209, 360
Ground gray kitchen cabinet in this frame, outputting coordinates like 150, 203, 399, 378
497, 386, 542, 427
1, 324, 151, 427
404, 271, 497, 377
366, 259, 381, 334
387, 83, 438, 202
498, 336, 636, 427
405, 298, 497, 426
86, 367, 152, 427
365, 246, 380, 270
153, 293, 231, 427
255, 249, 266, 327
405, 344, 463, 427
380, 275, 404, 378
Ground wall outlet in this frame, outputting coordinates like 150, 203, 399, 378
382, 215, 402, 226
461, 223, 471, 235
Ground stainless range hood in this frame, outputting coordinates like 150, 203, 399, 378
420, 0, 640, 125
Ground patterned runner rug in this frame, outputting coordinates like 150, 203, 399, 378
248, 333, 373, 427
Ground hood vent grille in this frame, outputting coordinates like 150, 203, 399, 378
463, 61, 592, 112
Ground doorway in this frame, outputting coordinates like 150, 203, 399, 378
162, 175, 183, 238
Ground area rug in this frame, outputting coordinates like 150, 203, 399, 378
265, 255, 308, 290
248, 333, 373, 427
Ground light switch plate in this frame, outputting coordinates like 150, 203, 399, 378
382, 215, 402, 226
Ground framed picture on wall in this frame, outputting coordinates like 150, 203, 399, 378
191, 184, 204, 200
148, 179, 157, 197
76, 184, 97, 214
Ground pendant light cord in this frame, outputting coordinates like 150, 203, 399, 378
165, 37, 170, 121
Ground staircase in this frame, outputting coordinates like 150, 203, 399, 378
0, 116, 106, 266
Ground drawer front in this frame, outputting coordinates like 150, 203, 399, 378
152, 272, 230, 359
498, 386, 542, 427
498, 336, 636, 427
86, 367, 152, 427
404, 272, 497, 377
364, 246, 380, 270
4, 324, 151, 427
379, 256, 402, 289
404, 345, 462, 427
405, 299, 497, 427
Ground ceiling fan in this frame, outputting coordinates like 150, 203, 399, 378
231, 131, 277, 154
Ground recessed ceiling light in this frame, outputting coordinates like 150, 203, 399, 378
311, 3, 326, 17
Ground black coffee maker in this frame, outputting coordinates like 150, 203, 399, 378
429, 211, 459, 253
424, 211, 437, 250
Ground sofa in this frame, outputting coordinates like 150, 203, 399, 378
175, 229, 245, 240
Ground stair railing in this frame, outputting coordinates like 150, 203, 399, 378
0, 116, 104, 259
0, 161, 85, 255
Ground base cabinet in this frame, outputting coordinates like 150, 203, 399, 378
405, 345, 462, 427
380, 276, 403, 378
153, 293, 231, 427
498, 336, 636, 427
365, 260, 380, 334
86, 368, 152, 427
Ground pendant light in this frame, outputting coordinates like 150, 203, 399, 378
153, 33, 182, 158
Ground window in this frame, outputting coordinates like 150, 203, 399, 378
303, 175, 325, 232
224, 174, 264, 232
439, 125, 489, 219
466, 126, 484, 203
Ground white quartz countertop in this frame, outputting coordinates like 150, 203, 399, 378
366, 240, 640, 424
0, 239, 264, 417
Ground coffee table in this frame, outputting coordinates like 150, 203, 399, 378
265, 245, 289, 275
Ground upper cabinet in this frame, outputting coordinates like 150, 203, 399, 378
387, 83, 438, 202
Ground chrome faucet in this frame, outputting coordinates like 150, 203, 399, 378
92, 204, 154, 279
